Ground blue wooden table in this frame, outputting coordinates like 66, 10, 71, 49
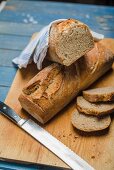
0, 0, 114, 169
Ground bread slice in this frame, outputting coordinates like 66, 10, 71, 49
77, 96, 114, 116
71, 109, 111, 132
83, 87, 114, 102
48, 19, 94, 66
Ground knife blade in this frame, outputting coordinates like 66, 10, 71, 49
0, 157, 69, 170
0, 101, 94, 170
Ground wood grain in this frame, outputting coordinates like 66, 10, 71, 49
0, 39, 114, 170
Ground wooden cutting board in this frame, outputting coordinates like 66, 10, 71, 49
0, 39, 114, 170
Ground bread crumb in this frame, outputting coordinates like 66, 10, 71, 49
63, 135, 65, 137
98, 151, 101, 156
74, 136, 78, 138
69, 133, 72, 136
91, 155, 95, 159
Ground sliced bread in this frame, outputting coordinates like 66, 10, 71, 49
71, 109, 111, 132
83, 87, 114, 102
48, 19, 94, 66
77, 96, 114, 116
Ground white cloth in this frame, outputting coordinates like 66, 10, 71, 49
90, 30, 104, 41
12, 19, 104, 70
12, 19, 66, 69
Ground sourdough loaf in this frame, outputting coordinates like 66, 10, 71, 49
100, 38, 114, 54
19, 42, 114, 123
77, 96, 114, 116
71, 109, 111, 132
48, 19, 94, 66
83, 87, 114, 102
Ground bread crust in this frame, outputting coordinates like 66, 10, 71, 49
77, 96, 114, 116
19, 41, 114, 123
83, 87, 114, 102
71, 109, 111, 132
19, 94, 45, 123
48, 19, 94, 66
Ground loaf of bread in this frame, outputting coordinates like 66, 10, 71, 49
19, 41, 114, 124
71, 109, 111, 132
48, 19, 94, 66
77, 96, 114, 116
83, 87, 114, 102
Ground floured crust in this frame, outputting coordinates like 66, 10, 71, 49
48, 19, 94, 66
19, 42, 114, 123
77, 42, 114, 90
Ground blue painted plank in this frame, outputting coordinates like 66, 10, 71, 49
0, 86, 9, 101
2, 7, 114, 29
0, 21, 43, 36
0, 34, 30, 50
5, 0, 114, 14
0, 21, 114, 38
0, 49, 20, 67
0, 49, 21, 67
2, 0, 114, 25
88, 29, 114, 38
0, 66, 17, 86
1, 0, 113, 37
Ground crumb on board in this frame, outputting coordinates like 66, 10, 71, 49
91, 155, 95, 159
74, 136, 79, 138
98, 151, 101, 156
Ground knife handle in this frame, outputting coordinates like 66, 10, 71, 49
0, 101, 21, 124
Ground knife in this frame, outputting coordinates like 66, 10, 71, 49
0, 157, 69, 170
0, 101, 94, 170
